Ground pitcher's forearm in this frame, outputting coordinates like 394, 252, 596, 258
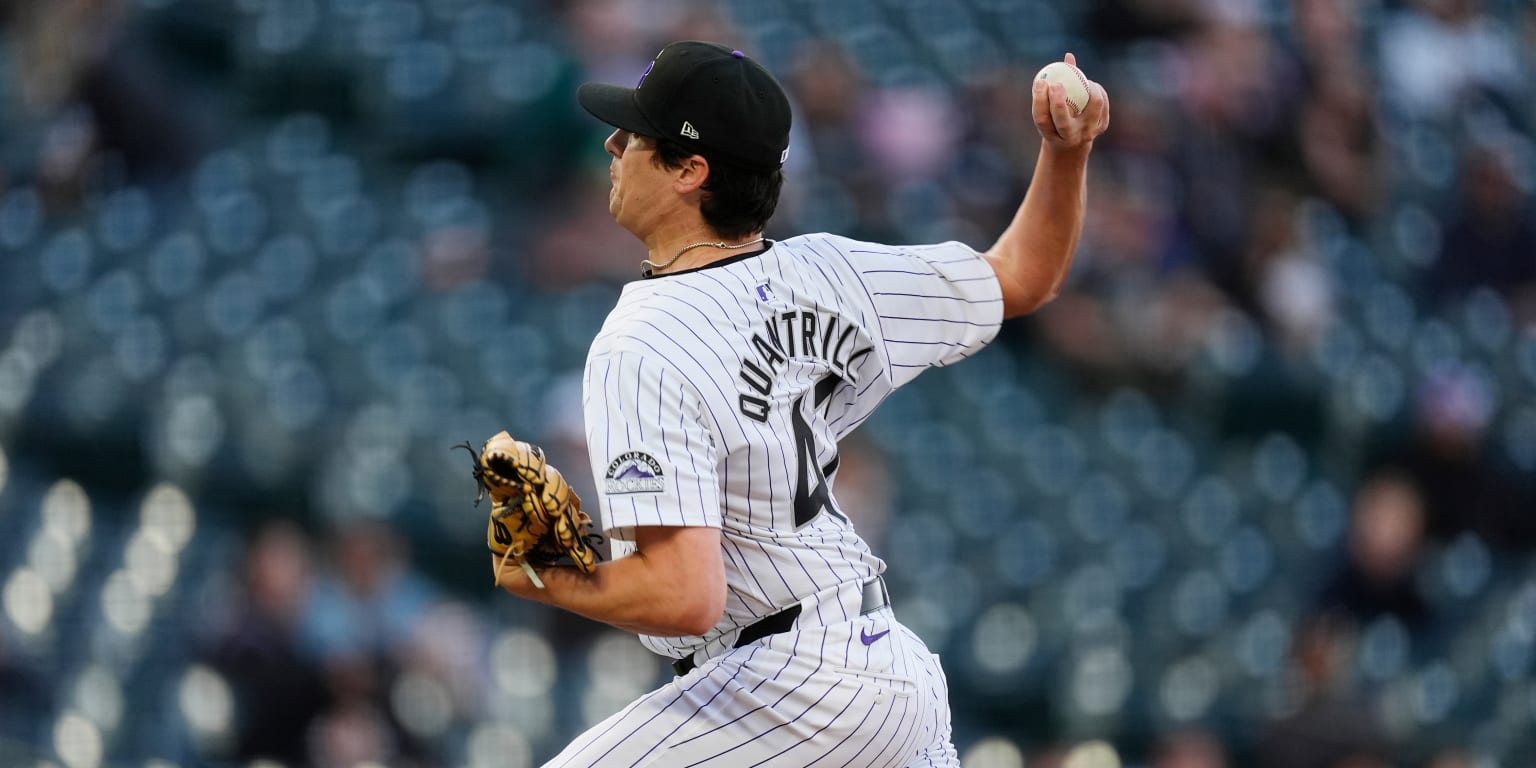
985, 142, 1092, 318
494, 525, 726, 636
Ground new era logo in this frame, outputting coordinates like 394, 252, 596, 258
680, 121, 699, 140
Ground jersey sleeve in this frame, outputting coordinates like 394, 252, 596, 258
583, 349, 720, 542
849, 239, 1004, 388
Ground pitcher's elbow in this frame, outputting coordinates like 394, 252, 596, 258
1005, 286, 1059, 319
676, 594, 725, 637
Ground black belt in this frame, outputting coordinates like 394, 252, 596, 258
673, 576, 890, 676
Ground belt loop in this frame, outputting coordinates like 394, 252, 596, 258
860, 575, 890, 616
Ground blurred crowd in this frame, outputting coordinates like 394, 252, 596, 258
1, 0, 1534, 766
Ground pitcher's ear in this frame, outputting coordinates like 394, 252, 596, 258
673, 153, 710, 195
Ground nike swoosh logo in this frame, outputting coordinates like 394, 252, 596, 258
860, 628, 890, 646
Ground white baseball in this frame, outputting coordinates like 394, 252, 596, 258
1035, 61, 1091, 115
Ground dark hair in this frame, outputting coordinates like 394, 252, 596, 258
652, 138, 783, 240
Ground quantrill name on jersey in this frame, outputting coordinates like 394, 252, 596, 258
737, 309, 872, 422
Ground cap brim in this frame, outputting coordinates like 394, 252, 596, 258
576, 83, 660, 137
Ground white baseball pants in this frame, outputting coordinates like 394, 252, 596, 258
543, 611, 959, 767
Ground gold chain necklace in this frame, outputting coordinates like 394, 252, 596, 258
642, 237, 765, 277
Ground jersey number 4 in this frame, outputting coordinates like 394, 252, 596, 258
792, 376, 846, 527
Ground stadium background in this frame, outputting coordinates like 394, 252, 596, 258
0, 0, 1533, 766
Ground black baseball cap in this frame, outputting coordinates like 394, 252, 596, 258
577, 41, 791, 171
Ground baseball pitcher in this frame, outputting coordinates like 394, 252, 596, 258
478, 40, 1109, 766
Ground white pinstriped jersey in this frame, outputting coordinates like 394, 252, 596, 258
581, 233, 1002, 660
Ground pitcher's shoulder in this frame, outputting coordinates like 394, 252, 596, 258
774, 232, 880, 257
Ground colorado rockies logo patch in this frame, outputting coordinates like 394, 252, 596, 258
604, 452, 666, 494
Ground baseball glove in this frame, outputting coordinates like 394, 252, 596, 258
458, 431, 601, 588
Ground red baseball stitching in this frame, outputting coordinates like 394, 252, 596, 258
1068, 64, 1090, 115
